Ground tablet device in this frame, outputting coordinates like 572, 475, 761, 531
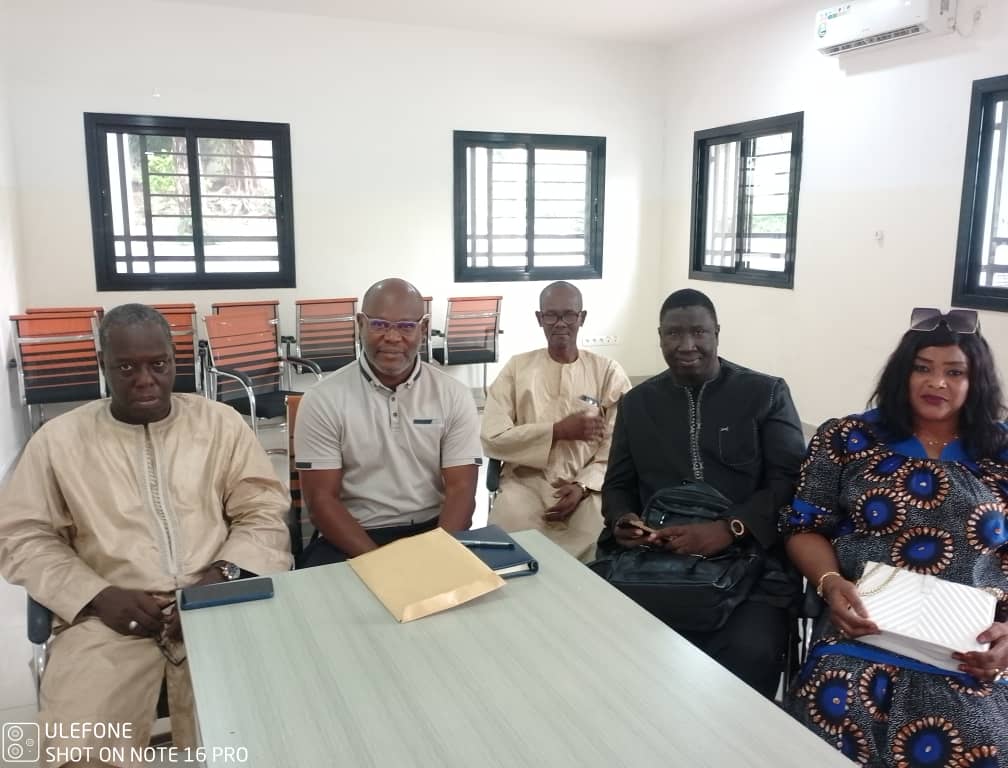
179, 576, 274, 610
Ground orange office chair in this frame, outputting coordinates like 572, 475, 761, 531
294, 298, 358, 373
211, 299, 280, 324
10, 310, 104, 433
203, 313, 321, 451
26, 305, 106, 321
431, 295, 503, 394
212, 299, 295, 386
151, 303, 200, 394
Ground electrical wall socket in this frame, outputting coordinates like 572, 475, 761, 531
582, 334, 619, 346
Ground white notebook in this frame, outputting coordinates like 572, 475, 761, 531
856, 562, 996, 672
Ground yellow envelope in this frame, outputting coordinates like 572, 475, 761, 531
349, 528, 506, 622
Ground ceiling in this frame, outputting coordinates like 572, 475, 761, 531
164, 0, 810, 44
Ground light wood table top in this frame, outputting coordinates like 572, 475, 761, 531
181, 531, 850, 767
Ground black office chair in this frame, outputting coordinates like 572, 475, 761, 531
783, 583, 826, 693
485, 458, 503, 516
27, 596, 50, 708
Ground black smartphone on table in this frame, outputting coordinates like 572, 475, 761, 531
179, 576, 274, 610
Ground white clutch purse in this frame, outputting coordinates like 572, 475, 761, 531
856, 561, 997, 672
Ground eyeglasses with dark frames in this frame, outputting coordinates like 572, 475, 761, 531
908, 307, 979, 335
540, 310, 583, 325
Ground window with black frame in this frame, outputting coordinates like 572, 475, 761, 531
953, 75, 1008, 311
453, 131, 605, 282
84, 113, 295, 291
689, 112, 803, 289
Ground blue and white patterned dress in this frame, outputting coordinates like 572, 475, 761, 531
780, 410, 1008, 767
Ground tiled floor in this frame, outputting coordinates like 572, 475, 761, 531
0, 389, 490, 765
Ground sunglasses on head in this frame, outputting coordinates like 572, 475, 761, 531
909, 307, 979, 335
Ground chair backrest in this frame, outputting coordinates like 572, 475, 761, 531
203, 313, 283, 403
211, 299, 280, 321
442, 295, 502, 365
420, 296, 433, 362
10, 311, 104, 407
286, 393, 313, 556
295, 298, 358, 373
26, 306, 105, 321
211, 300, 281, 347
152, 303, 199, 393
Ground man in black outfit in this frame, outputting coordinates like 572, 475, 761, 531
600, 288, 805, 698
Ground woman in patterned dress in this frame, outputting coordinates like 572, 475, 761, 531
781, 308, 1008, 767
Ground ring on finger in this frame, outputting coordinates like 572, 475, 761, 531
994, 668, 1005, 682
128, 619, 140, 633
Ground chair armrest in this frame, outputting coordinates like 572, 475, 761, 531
801, 583, 826, 619
27, 596, 53, 645
211, 366, 254, 389
486, 458, 503, 493
286, 355, 323, 381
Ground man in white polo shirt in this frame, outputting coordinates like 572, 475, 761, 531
295, 278, 483, 566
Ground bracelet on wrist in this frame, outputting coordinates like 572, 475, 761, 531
816, 570, 842, 598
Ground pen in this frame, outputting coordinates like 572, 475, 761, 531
460, 540, 515, 549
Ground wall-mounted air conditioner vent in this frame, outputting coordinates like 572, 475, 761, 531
815, 0, 956, 56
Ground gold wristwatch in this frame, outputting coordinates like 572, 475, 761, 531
576, 482, 591, 499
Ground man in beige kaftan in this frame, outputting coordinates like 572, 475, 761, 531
481, 282, 630, 561
0, 304, 291, 767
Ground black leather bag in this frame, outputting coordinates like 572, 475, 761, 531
589, 481, 765, 633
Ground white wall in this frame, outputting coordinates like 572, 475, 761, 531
0, 1, 26, 479
662, 0, 1008, 427
3, 0, 667, 393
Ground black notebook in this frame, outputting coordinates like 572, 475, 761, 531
454, 525, 539, 578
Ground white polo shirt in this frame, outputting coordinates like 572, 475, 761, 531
294, 355, 483, 529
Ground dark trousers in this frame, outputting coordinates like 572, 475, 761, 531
298, 517, 440, 568
678, 600, 790, 699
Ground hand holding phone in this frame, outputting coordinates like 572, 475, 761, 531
616, 518, 657, 535
614, 515, 659, 548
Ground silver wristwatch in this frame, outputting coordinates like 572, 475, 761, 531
216, 561, 240, 581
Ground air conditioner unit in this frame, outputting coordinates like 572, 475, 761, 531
815, 0, 957, 56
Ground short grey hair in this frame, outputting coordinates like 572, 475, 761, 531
99, 303, 173, 351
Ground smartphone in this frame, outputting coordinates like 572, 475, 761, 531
616, 518, 657, 535
179, 576, 274, 611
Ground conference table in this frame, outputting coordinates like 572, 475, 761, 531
181, 531, 852, 767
